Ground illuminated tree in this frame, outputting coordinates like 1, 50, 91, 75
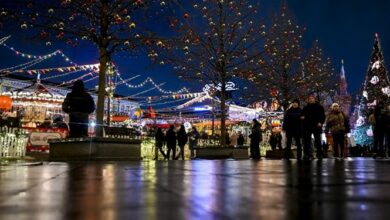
299, 40, 337, 102
4, 0, 169, 136
252, 4, 305, 109
164, 0, 266, 146
353, 33, 390, 145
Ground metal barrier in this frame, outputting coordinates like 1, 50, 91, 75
0, 127, 29, 158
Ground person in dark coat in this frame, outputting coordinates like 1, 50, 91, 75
176, 124, 188, 160
166, 125, 177, 160
325, 103, 350, 159
62, 80, 95, 138
283, 99, 303, 159
52, 115, 69, 130
383, 104, 390, 158
301, 94, 325, 160
154, 128, 167, 160
269, 130, 282, 151
373, 101, 386, 158
188, 127, 200, 159
249, 119, 262, 159
237, 131, 245, 147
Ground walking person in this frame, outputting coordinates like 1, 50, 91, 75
283, 99, 303, 160
372, 102, 386, 158
62, 80, 95, 138
154, 128, 167, 160
176, 124, 188, 160
188, 127, 200, 159
249, 119, 262, 159
166, 125, 177, 160
325, 103, 350, 159
301, 94, 326, 160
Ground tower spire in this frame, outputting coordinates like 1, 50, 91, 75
339, 59, 348, 95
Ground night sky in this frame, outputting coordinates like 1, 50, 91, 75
0, 0, 389, 107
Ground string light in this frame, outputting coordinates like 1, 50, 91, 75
0, 57, 46, 74
140, 98, 191, 106
116, 71, 189, 94
0, 43, 77, 65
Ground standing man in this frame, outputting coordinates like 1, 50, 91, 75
283, 99, 303, 160
249, 119, 262, 159
301, 94, 326, 160
62, 80, 95, 138
166, 125, 177, 160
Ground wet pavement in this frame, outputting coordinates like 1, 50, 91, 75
1, 158, 390, 220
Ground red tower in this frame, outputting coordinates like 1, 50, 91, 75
334, 60, 352, 115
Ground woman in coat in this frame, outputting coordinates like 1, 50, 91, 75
325, 103, 350, 159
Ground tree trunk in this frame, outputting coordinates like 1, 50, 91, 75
95, 49, 107, 137
95, 1, 109, 137
220, 78, 227, 147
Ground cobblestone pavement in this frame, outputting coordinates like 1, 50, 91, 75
1, 158, 390, 220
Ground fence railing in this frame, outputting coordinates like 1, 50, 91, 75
0, 127, 29, 158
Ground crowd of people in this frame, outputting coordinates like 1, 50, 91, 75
153, 125, 200, 160
279, 94, 350, 160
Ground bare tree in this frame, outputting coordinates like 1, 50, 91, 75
250, 4, 305, 109
4, 0, 168, 136
164, 0, 266, 146
299, 40, 337, 102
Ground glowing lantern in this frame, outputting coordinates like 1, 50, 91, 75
271, 119, 281, 127
0, 95, 12, 111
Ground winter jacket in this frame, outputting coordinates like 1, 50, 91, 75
62, 89, 95, 137
155, 131, 165, 145
301, 102, 325, 130
166, 129, 177, 148
283, 107, 303, 135
177, 129, 188, 146
188, 130, 200, 147
249, 124, 262, 145
325, 111, 350, 134
237, 134, 245, 146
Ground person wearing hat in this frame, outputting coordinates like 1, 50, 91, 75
325, 103, 350, 159
301, 94, 326, 160
62, 80, 95, 138
282, 99, 303, 159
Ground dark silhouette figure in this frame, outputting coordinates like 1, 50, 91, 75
166, 125, 177, 160
383, 104, 390, 158
237, 131, 245, 147
373, 101, 386, 158
62, 80, 95, 138
52, 116, 69, 130
283, 99, 303, 159
176, 125, 188, 160
249, 119, 262, 159
188, 127, 200, 159
269, 131, 282, 151
301, 95, 325, 160
154, 128, 167, 160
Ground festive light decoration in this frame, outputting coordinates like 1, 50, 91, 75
139, 98, 191, 106
23, 63, 99, 75
353, 33, 389, 145
0, 43, 76, 65
116, 71, 189, 94
0, 95, 12, 110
